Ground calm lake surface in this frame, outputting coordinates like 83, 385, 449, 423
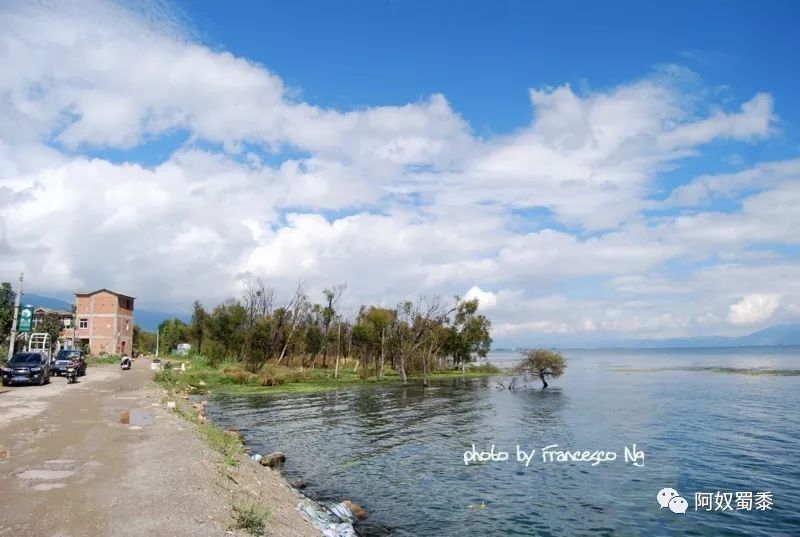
208, 347, 800, 536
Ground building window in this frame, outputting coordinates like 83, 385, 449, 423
126, 320, 130, 332
63, 318, 72, 328
79, 318, 88, 329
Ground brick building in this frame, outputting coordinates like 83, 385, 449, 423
32, 307, 74, 351
73, 289, 135, 356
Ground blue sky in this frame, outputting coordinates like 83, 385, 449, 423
178, 0, 799, 135
1, 0, 798, 345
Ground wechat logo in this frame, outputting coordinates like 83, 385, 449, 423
657, 487, 688, 514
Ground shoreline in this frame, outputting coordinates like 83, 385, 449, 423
0, 360, 320, 536
160, 371, 360, 536
158, 387, 323, 536
154, 356, 502, 397
153, 359, 503, 535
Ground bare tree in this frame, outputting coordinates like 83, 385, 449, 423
276, 281, 309, 365
321, 284, 346, 367
395, 296, 456, 385
242, 275, 274, 327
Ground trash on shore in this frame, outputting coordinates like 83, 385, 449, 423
259, 451, 286, 468
250, 453, 263, 463
119, 410, 130, 424
166, 401, 176, 409
297, 498, 358, 537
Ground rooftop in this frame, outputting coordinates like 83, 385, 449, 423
75, 288, 135, 300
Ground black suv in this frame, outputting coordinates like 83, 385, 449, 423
53, 350, 87, 377
2, 352, 51, 386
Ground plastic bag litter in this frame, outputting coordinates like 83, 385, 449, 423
328, 502, 354, 520
250, 453, 263, 463
297, 498, 357, 537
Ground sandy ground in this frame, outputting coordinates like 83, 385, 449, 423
0, 359, 319, 537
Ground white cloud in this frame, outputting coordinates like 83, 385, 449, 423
464, 286, 498, 310
0, 0, 796, 344
667, 158, 800, 206
727, 294, 781, 325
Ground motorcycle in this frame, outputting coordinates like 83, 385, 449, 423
120, 356, 132, 370
65, 361, 78, 384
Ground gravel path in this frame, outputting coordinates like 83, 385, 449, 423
0, 359, 319, 537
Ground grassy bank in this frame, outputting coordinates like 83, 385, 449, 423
87, 355, 124, 365
153, 355, 501, 395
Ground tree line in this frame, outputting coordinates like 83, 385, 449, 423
142, 278, 493, 384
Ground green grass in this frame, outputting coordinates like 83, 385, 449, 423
232, 502, 269, 536
153, 355, 501, 396
198, 421, 243, 466
87, 355, 123, 365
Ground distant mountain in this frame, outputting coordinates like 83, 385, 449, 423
594, 323, 800, 349
21, 293, 189, 332
737, 324, 800, 346
498, 323, 800, 350
21, 293, 72, 311
134, 310, 191, 332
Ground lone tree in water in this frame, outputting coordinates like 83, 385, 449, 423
514, 349, 567, 388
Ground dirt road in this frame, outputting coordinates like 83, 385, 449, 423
0, 359, 319, 537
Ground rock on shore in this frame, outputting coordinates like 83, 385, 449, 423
259, 451, 287, 468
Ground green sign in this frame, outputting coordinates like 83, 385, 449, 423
18, 304, 33, 333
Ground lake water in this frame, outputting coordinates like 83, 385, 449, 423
207, 347, 800, 536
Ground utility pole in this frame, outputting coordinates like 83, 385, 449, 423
71, 303, 77, 350
155, 329, 159, 357
7, 273, 22, 359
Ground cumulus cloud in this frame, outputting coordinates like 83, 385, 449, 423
0, 0, 796, 343
464, 286, 498, 310
727, 294, 781, 325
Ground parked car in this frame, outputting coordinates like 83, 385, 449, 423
2, 352, 51, 386
53, 349, 87, 377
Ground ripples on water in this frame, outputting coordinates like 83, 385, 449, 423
208, 347, 800, 536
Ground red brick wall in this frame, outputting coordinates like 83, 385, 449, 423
73, 291, 135, 355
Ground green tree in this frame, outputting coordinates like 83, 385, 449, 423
206, 299, 247, 361
514, 349, 567, 388
304, 323, 324, 366
352, 306, 395, 379
40, 311, 64, 351
190, 300, 209, 354
0, 282, 14, 349
158, 318, 189, 355
444, 298, 493, 371
133, 324, 156, 355
244, 317, 275, 372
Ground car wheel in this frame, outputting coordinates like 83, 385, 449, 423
38, 374, 45, 386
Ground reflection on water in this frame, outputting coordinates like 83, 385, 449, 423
208, 347, 800, 536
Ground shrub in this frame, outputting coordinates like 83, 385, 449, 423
469, 362, 501, 374
232, 502, 269, 536
231, 369, 254, 385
